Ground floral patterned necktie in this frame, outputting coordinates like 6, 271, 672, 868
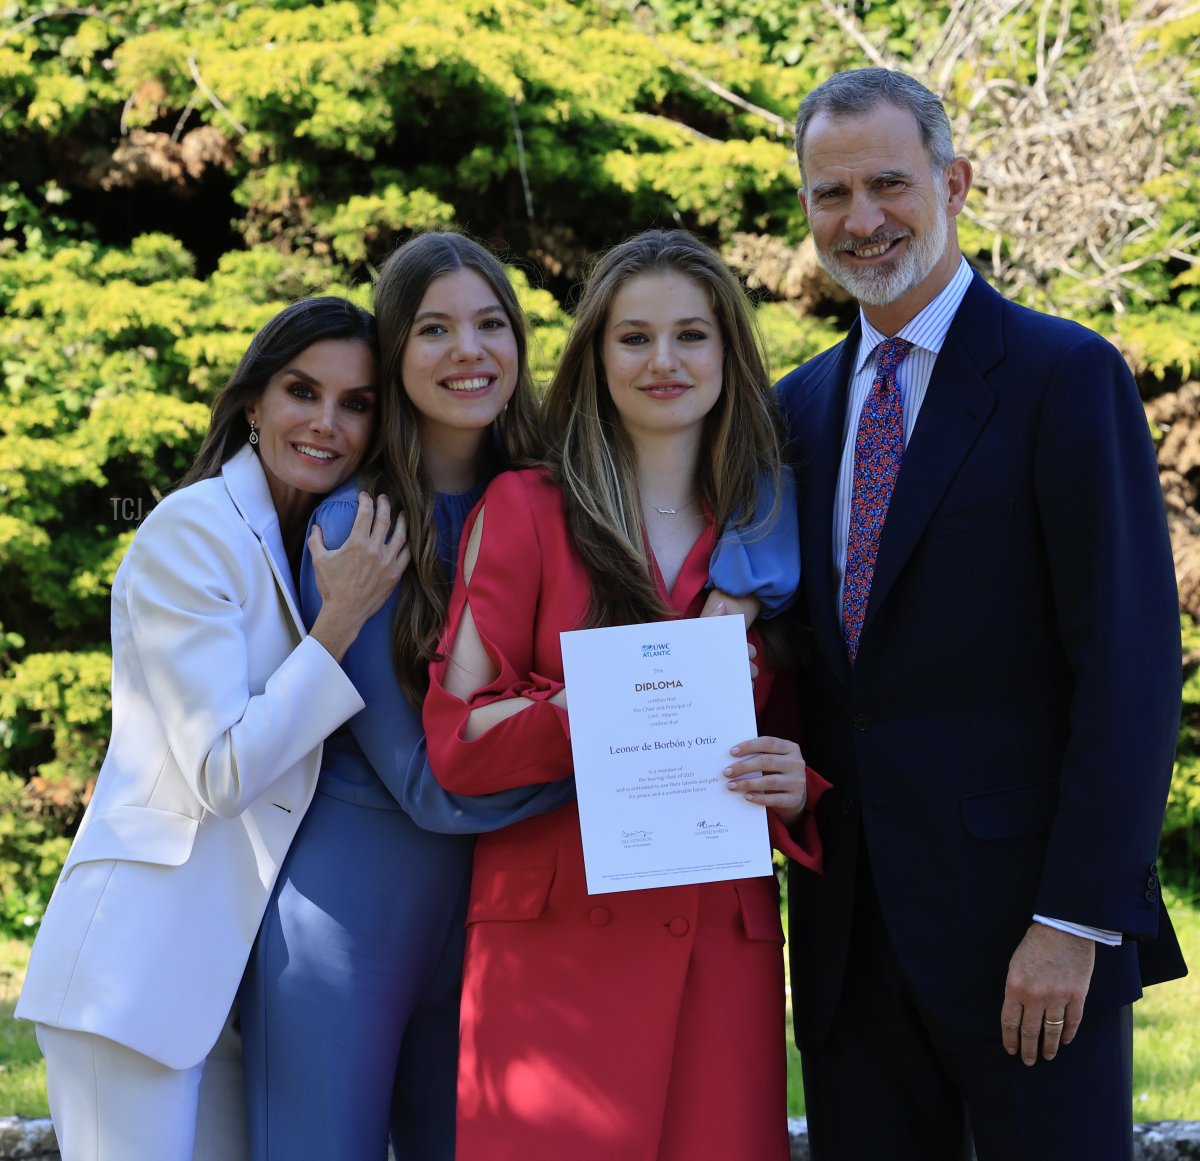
842, 337, 914, 667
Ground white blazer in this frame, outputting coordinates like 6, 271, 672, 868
17, 445, 365, 1070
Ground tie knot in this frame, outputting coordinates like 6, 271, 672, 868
872, 337, 913, 395
876, 337, 913, 373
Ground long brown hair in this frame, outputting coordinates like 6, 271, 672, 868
362, 231, 542, 705
542, 229, 782, 629
178, 296, 377, 489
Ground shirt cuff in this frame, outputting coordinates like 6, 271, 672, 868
1032, 914, 1122, 947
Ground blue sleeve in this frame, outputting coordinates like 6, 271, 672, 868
709, 467, 801, 618
301, 495, 422, 805
301, 490, 577, 829
398, 743, 577, 835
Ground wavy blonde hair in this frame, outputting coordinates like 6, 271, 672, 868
542, 229, 782, 629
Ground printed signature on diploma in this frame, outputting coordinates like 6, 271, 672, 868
621, 828, 655, 849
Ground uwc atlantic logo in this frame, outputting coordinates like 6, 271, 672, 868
641, 641, 671, 659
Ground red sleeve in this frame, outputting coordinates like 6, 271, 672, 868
423, 471, 576, 795
767, 766, 829, 873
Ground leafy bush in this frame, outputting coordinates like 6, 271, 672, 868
1, 0, 1198, 935
1165, 616, 1200, 893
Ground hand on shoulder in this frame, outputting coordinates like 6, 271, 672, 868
308, 492, 410, 661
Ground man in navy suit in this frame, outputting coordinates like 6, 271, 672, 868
778, 68, 1185, 1160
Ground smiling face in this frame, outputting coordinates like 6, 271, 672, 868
800, 101, 971, 331
400, 267, 520, 447
244, 337, 377, 518
600, 270, 724, 444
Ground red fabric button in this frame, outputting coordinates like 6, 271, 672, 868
589, 907, 611, 927
667, 917, 689, 937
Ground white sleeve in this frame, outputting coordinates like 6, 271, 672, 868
122, 501, 363, 818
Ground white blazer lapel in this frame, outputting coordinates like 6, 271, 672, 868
220, 445, 305, 634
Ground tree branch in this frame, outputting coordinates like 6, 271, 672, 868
626, 2, 792, 137
1, 6, 121, 47
187, 54, 247, 137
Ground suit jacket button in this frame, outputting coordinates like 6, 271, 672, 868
667, 917, 690, 937
842, 795, 858, 816
1150, 863, 1158, 875
1145, 889, 1157, 902
853, 714, 869, 731
1147, 876, 1158, 889
589, 907, 611, 927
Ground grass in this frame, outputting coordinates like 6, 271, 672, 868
0, 939, 48, 1118
783, 885, 1200, 1122
1, 894, 1197, 1122
1131, 887, 1200, 1119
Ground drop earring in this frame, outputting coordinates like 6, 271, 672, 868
248, 419, 259, 446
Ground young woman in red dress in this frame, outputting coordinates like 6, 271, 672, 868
423, 229, 827, 1161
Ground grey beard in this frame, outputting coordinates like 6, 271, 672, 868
817, 203, 949, 307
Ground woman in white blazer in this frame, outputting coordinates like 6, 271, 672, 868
17, 296, 409, 1161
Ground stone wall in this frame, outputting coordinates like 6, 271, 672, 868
5, 1116, 1200, 1160
0, 1118, 57, 1161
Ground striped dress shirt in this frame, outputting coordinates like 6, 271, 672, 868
832, 257, 973, 599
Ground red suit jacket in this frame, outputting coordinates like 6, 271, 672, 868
424, 467, 824, 1161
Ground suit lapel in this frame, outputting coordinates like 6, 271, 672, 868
796, 327, 860, 683
221, 445, 306, 635
862, 275, 1003, 628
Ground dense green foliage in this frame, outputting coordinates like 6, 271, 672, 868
1, 0, 1198, 933
1167, 615, 1200, 889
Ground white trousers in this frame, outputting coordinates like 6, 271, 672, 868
37, 1012, 248, 1161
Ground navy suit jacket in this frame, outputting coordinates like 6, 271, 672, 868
780, 272, 1185, 1049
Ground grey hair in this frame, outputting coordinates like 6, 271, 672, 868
795, 68, 956, 183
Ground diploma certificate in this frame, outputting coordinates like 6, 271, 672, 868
560, 614, 771, 894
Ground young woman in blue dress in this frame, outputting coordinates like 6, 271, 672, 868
238, 233, 571, 1161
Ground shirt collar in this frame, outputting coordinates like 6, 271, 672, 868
854, 257, 973, 373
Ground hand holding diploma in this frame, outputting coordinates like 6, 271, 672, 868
702, 599, 808, 823
561, 614, 784, 893
724, 736, 809, 827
